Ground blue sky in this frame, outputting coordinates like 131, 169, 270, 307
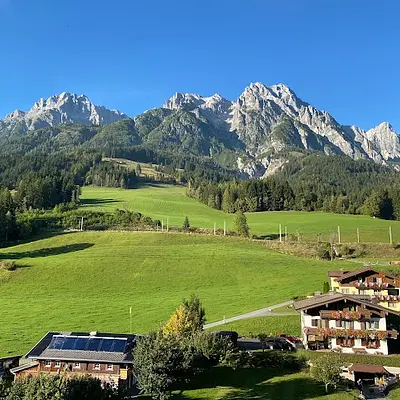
0, 0, 399, 130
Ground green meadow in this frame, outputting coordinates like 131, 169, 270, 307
0, 231, 346, 356
81, 185, 400, 243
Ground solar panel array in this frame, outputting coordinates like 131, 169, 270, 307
48, 336, 127, 353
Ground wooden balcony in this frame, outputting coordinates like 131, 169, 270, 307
319, 309, 372, 320
304, 327, 398, 340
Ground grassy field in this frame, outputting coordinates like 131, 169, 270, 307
0, 231, 350, 356
81, 185, 400, 243
163, 367, 359, 400
208, 316, 302, 337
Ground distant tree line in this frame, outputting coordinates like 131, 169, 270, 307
187, 178, 295, 213
188, 154, 400, 221
85, 162, 137, 188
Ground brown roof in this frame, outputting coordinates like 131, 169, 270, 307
335, 267, 379, 282
294, 293, 400, 316
293, 292, 344, 311
328, 270, 348, 278
349, 364, 391, 375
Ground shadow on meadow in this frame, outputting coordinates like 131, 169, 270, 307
171, 368, 356, 400
253, 233, 286, 241
80, 198, 120, 206
0, 243, 94, 260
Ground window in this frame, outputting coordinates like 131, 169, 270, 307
342, 288, 350, 294
74, 363, 81, 369
311, 319, 318, 327
55, 361, 61, 368
337, 320, 351, 329
367, 321, 379, 329
388, 302, 397, 308
107, 364, 113, 371
337, 337, 354, 347
45, 360, 51, 368
362, 338, 380, 349
94, 363, 100, 370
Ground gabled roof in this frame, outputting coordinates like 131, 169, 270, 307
335, 267, 380, 282
328, 270, 349, 278
26, 332, 138, 364
349, 364, 392, 375
10, 361, 39, 375
294, 292, 400, 316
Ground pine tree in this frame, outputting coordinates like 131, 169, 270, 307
183, 216, 190, 230
233, 211, 249, 237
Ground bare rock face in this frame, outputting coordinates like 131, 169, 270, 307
165, 82, 400, 176
3, 92, 127, 132
164, 92, 232, 130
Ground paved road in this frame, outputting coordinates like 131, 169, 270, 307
204, 300, 295, 329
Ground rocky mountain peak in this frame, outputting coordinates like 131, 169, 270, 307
3, 92, 127, 131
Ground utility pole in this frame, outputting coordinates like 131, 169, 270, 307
357, 228, 360, 244
337, 226, 341, 244
389, 226, 393, 244
279, 224, 282, 243
224, 221, 226, 236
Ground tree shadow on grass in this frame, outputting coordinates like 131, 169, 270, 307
172, 367, 292, 399
253, 233, 286, 241
173, 368, 357, 400
0, 243, 94, 260
0, 231, 75, 250
80, 198, 120, 206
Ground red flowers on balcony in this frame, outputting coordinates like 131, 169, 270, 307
354, 281, 390, 290
330, 310, 362, 320
304, 327, 390, 340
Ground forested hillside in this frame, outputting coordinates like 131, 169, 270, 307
188, 153, 400, 220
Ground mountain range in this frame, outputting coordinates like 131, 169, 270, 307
1, 83, 399, 177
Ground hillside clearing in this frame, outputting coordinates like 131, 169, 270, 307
81, 185, 400, 243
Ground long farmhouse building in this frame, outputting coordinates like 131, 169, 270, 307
11, 331, 137, 387
295, 268, 400, 355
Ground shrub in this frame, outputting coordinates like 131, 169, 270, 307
0, 261, 17, 271
224, 350, 307, 371
317, 244, 331, 260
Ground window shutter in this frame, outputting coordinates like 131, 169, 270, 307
350, 321, 354, 329
361, 322, 366, 330
336, 320, 341, 328
361, 338, 366, 346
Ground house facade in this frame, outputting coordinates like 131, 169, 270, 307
294, 292, 400, 355
11, 331, 137, 387
329, 268, 400, 311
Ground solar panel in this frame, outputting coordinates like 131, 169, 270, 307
49, 336, 66, 350
99, 339, 113, 352
111, 339, 127, 353
47, 335, 128, 353
74, 337, 88, 351
86, 338, 102, 351
61, 337, 77, 350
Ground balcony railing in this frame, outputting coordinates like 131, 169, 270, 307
320, 310, 372, 320
304, 327, 398, 340
354, 282, 390, 290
